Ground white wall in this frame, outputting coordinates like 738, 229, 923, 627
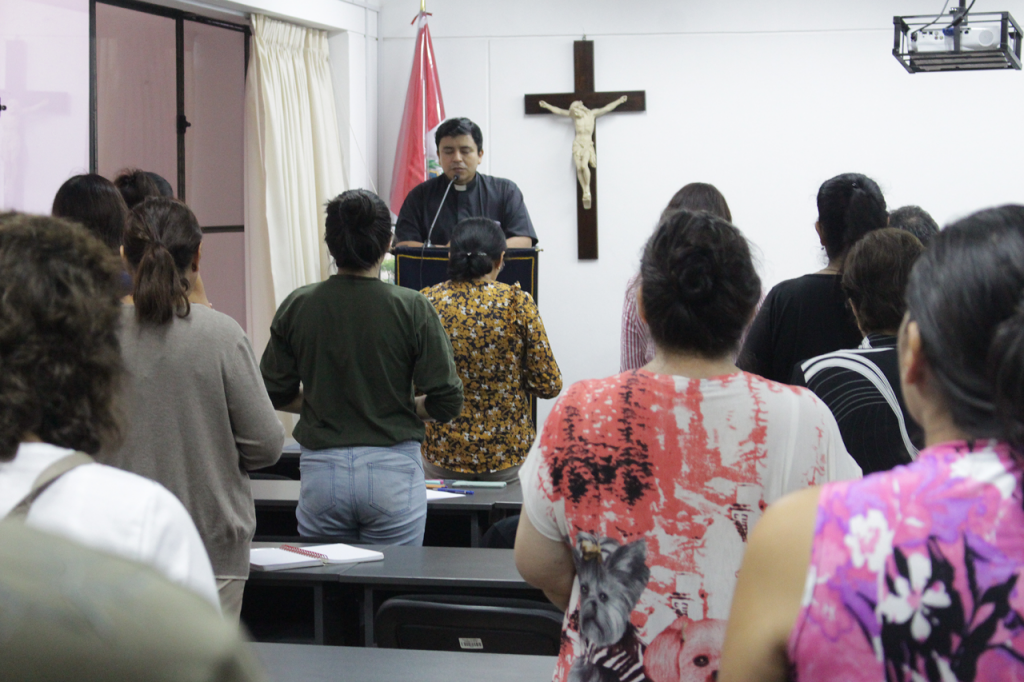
377, 0, 1024, 427
329, 9, 379, 196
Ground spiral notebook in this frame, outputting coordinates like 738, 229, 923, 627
250, 544, 384, 571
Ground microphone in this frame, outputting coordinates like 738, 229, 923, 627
418, 173, 460, 290
425, 173, 459, 247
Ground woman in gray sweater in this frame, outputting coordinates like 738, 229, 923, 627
99, 197, 285, 620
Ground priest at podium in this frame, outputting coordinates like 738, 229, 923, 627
394, 117, 537, 249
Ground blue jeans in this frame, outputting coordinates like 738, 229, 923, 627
297, 441, 426, 546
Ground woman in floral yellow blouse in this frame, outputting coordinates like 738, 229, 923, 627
422, 218, 562, 482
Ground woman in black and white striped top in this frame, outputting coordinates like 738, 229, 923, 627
791, 228, 926, 474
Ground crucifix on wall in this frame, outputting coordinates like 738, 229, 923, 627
525, 40, 645, 260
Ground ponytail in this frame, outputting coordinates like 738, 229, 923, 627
841, 184, 887, 257
132, 241, 191, 324
817, 173, 887, 262
122, 197, 201, 325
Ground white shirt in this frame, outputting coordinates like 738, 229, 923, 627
0, 442, 220, 610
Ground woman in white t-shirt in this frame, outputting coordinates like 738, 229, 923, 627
514, 209, 861, 682
0, 213, 218, 609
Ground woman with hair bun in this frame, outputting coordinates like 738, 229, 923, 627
515, 210, 859, 682
98, 197, 285, 620
739, 172, 888, 383
261, 189, 463, 545
420, 217, 561, 483
721, 205, 1024, 682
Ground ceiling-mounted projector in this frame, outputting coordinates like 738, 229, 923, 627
894, 0, 1022, 72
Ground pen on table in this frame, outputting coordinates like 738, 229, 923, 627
425, 483, 445, 489
436, 487, 474, 495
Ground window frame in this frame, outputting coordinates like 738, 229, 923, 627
89, 0, 249, 232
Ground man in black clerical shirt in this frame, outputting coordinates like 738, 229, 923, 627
394, 117, 537, 248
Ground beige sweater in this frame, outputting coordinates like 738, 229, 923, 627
99, 305, 284, 578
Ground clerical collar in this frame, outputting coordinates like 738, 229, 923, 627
452, 174, 477, 191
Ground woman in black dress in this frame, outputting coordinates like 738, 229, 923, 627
737, 173, 888, 383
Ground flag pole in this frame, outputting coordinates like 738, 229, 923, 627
421, 0, 425, 11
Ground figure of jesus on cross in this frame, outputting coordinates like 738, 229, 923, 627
538, 96, 628, 210
526, 40, 645, 259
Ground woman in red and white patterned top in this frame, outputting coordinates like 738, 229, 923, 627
516, 209, 861, 682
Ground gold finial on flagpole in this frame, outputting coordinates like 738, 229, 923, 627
421, 0, 426, 11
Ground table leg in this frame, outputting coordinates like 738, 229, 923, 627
363, 586, 375, 647
470, 512, 482, 547
313, 584, 325, 645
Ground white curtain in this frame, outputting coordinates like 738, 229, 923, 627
244, 14, 346, 359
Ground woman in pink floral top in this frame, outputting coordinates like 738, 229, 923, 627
720, 205, 1024, 682
515, 209, 861, 682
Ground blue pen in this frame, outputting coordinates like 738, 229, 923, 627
437, 487, 474, 495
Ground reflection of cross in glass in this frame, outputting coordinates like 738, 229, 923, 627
0, 40, 71, 209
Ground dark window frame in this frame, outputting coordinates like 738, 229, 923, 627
89, 0, 248, 229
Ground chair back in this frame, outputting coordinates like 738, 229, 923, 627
374, 594, 563, 655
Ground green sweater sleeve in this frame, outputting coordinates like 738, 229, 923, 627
414, 297, 464, 423
260, 300, 301, 409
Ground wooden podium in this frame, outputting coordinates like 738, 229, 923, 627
393, 246, 542, 426
392, 246, 540, 302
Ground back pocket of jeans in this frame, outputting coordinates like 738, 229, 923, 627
367, 463, 416, 516
298, 463, 335, 517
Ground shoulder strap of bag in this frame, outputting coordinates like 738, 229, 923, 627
7, 452, 95, 521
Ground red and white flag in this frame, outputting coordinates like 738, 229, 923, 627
389, 9, 446, 215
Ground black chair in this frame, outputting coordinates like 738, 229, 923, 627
480, 515, 519, 549
374, 594, 563, 655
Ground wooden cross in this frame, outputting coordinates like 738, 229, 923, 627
525, 40, 645, 260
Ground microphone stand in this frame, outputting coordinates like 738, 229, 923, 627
419, 173, 459, 289
425, 173, 459, 247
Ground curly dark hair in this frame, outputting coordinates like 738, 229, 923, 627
641, 210, 761, 357
0, 213, 124, 461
